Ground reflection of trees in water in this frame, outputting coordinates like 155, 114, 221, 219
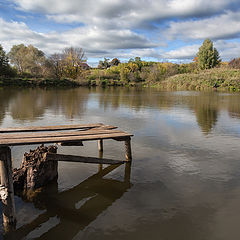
5, 163, 132, 240
4, 88, 90, 121
227, 95, 240, 119
187, 93, 219, 135
97, 89, 222, 134
1, 87, 240, 134
0, 88, 16, 124
98, 88, 174, 111
195, 106, 218, 134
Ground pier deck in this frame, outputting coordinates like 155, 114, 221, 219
0, 123, 133, 232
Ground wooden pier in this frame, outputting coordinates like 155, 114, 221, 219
0, 123, 133, 232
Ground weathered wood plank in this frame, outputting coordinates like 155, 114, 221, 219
0, 129, 123, 140
0, 132, 133, 146
44, 152, 126, 165
0, 123, 105, 133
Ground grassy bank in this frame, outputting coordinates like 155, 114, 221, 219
1, 68, 240, 91
0, 77, 82, 87
0, 77, 141, 87
153, 68, 240, 91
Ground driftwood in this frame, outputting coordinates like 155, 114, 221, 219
13, 145, 58, 193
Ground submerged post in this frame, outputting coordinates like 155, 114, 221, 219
0, 147, 16, 232
124, 137, 132, 161
98, 140, 103, 152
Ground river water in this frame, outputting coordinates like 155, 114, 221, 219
1, 87, 240, 240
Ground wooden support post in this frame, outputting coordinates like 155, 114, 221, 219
124, 137, 132, 161
0, 147, 16, 232
98, 150, 103, 172
98, 139, 103, 152
124, 162, 132, 185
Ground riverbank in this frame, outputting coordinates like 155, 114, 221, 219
0, 77, 81, 87
1, 68, 240, 91
153, 68, 240, 91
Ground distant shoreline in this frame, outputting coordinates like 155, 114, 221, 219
1, 68, 240, 91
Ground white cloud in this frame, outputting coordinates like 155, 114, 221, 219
166, 11, 240, 40
12, 0, 239, 28
0, 18, 155, 57
1, 0, 240, 61
162, 44, 200, 59
215, 40, 240, 59
161, 40, 240, 60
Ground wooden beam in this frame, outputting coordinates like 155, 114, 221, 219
0, 132, 133, 146
0, 123, 105, 133
0, 147, 16, 232
0, 129, 123, 140
44, 152, 126, 165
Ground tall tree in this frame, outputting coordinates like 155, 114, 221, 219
197, 39, 221, 70
0, 44, 10, 76
47, 53, 65, 79
62, 47, 86, 78
8, 44, 45, 75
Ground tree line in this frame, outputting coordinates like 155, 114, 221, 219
0, 39, 239, 84
0, 44, 87, 79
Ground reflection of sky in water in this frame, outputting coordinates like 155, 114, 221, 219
1, 88, 240, 239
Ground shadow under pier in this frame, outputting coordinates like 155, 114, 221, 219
5, 163, 132, 240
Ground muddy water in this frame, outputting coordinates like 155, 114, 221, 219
1, 87, 240, 240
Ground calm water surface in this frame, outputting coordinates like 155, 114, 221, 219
1, 87, 240, 240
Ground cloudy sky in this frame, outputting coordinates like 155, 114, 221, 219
0, 0, 240, 65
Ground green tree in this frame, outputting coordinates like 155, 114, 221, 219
197, 39, 221, 70
0, 45, 16, 77
0, 45, 9, 76
98, 58, 110, 69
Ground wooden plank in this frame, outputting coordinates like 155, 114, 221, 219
0, 132, 133, 146
0, 129, 124, 140
0, 123, 105, 133
44, 152, 126, 165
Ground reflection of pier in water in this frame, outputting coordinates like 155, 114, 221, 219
6, 163, 132, 240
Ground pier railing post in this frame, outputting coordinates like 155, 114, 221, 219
0, 147, 16, 232
124, 137, 132, 161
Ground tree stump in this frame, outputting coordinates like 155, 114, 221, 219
13, 145, 58, 193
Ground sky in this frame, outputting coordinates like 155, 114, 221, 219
0, 0, 240, 66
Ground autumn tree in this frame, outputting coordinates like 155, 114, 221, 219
62, 47, 86, 79
110, 58, 120, 66
197, 39, 221, 70
8, 44, 45, 75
